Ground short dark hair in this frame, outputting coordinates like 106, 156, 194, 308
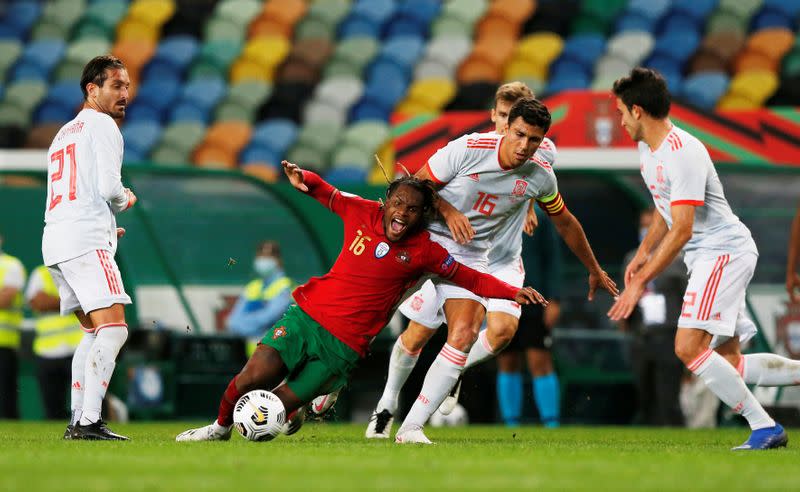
612, 67, 671, 119
385, 175, 439, 233
80, 55, 126, 100
507, 97, 552, 133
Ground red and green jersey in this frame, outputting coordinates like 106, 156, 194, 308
293, 171, 519, 357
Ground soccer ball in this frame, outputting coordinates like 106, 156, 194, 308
233, 390, 286, 441
429, 403, 469, 427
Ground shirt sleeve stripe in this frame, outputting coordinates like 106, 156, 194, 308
671, 199, 704, 206
424, 162, 446, 185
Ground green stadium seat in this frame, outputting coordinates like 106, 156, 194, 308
41, 0, 86, 32
295, 121, 341, 154
342, 121, 390, 154
53, 62, 85, 82
0, 103, 32, 128
150, 145, 191, 167
4, 81, 48, 112
331, 145, 373, 170
431, 17, 475, 38
324, 37, 379, 78
72, 20, 115, 41
571, 14, 611, 36
215, 101, 256, 123
160, 122, 206, 153
227, 81, 272, 108
441, 0, 488, 26
707, 9, 748, 36
782, 51, 800, 78
719, 0, 765, 20
188, 40, 243, 79
294, 17, 334, 41
0, 41, 23, 79
31, 21, 71, 41
285, 145, 330, 173
66, 38, 112, 65
215, 0, 263, 27
204, 18, 245, 43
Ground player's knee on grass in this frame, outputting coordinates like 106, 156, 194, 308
400, 321, 436, 353
236, 345, 288, 393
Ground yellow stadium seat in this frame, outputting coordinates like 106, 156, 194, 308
116, 18, 160, 43
242, 164, 280, 183
516, 32, 564, 67
406, 79, 457, 110
728, 70, 779, 105
230, 58, 273, 83
242, 37, 290, 71
716, 93, 759, 110
504, 58, 549, 82
395, 99, 436, 116
128, 0, 176, 27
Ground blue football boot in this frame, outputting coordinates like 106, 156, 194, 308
732, 424, 788, 451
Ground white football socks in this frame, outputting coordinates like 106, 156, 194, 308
70, 331, 96, 426
741, 353, 800, 386
464, 329, 497, 370
400, 344, 467, 430
80, 324, 128, 425
689, 349, 775, 430
376, 337, 420, 414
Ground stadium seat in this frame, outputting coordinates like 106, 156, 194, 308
680, 72, 730, 110
257, 82, 313, 123
227, 81, 273, 109
135, 76, 181, 111
727, 70, 779, 106
706, 9, 748, 36
251, 118, 298, 155
653, 29, 701, 65
159, 121, 206, 154
324, 167, 369, 184
672, 0, 718, 21
338, 15, 383, 41
782, 51, 800, 79
658, 11, 703, 36
294, 0, 350, 41
365, 59, 410, 110
169, 102, 211, 125
644, 56, 684, 94
116, 18, 161, 43
204, 17, 245, 43
414, 59, 455, 80
343, 120, 391, 154
241, 37, 291, 73
751, 7, 795, 31
0, 1, 43, 40
746, 28, 795, 65
607, 31, 655, 65
595, 54, 635, 82
125, 103, 166, 124
0, 40, 23, 78
0, 103, 32, 129
33, 104, 76, 125
303, 99, 347, 127
150, 145, 192, 166
380, 36, 426, 70
558, 33, 606, 69
215, 101, 257, 123
242, 162, 280, 182
504, 58, 548, 82
188, 40, 242, 79
516, 33, 564, 68
13, 39, 67, 79
24, 123, 63, 149
276, 55, 322, 85
763, 0, 800, 17
113, 39, 157, 80
42, 80, 83, 113
4, 80, 48, 113
614, 11, 656, 34
122, 147, 148, 164
179, 77, 226, 110
441, 0, 489, 26
193, 143, 238, 169
627, 0, 671, 21
215, 0, 262, 27
701, 31, 745, 64
314, 76, 364, 111
719, 0, 764, 20
122, 120, 163, 156
688, 49, 729, 75
349, 97, 392, 122
285, 145, 330, 173
31, 21, 72, 41
331, 145, 373, 171
424, 35, 473, 71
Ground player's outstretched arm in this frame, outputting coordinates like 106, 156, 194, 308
549, 209, 618, 300
282, 160, 341, 211
447, 261, 547, 306
282, 160, 309, 192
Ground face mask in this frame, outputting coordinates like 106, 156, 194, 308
639, 227, 648, 244
254, 257, 278, 278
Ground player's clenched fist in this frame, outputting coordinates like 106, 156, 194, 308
124, 188, 137, 209
514, 287, 548, 306
282, 160, 309, 192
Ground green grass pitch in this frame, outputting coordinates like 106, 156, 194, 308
1, 422, 797, 491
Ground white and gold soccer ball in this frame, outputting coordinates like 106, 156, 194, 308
233, 390, 286, 441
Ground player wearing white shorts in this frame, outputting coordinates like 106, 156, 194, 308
386, 98, 617, 444
43, 56, 136, 440
609, 67, 792, 450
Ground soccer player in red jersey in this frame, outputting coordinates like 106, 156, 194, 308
176, 161, 546, 441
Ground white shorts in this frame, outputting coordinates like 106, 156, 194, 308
48, 249, 131, 318
679, 252, 758, 347
399, 257, 525, 329
425, 231, 490, 307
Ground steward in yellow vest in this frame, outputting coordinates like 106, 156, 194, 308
226, 241, 293, 356
25, 265, 84, 420
0, 241, 26, 419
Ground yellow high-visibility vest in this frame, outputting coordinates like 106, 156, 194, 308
30, 265, 82, 357
0, 254, 25, 349
243, 276, 293, 356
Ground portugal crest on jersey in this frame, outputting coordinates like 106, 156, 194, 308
272, 326, 287, 340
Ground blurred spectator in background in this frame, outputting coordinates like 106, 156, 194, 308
618, 208, 686, 426
26, 265, 83, 419
0, 233, 26, 419
226, 241, 293, 355
496, 206, 564, 427
787, 201, 800, 303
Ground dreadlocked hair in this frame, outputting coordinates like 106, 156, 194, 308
385, 175, 439, 233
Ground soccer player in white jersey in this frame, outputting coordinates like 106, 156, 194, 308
363, 85, 615, 440
608, 67, 790, 450
42, 55, 135, 440
386, 98, 617, 444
